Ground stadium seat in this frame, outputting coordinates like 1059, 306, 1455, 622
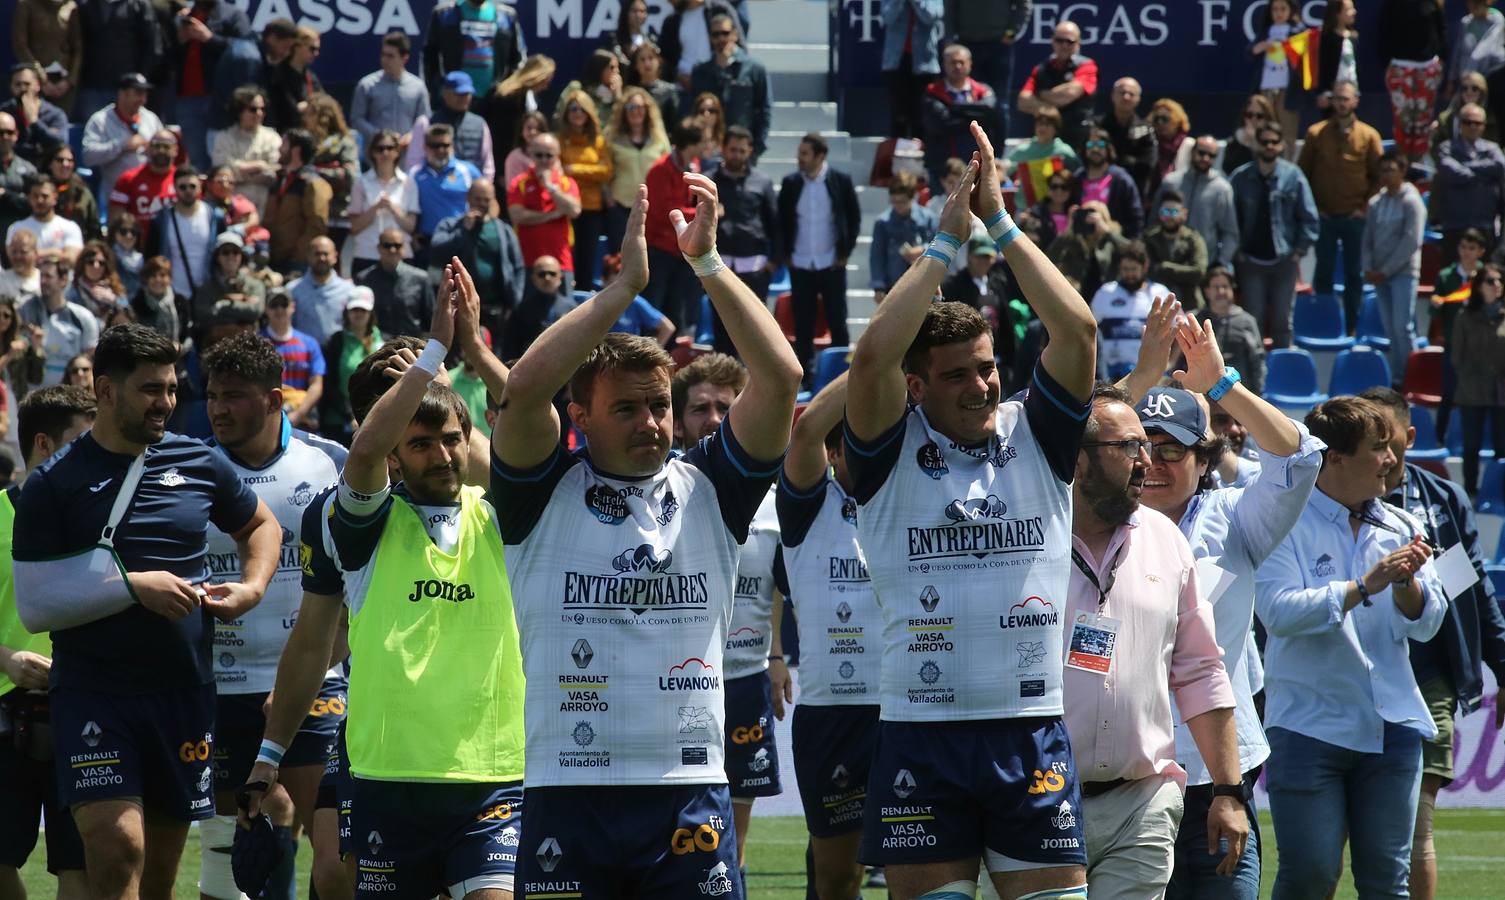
1478, 460, 1505, 516
1355, 294, 1390, 351
1485, 564, 1505, 595
1412, 458, 1450, 481
1292, 293, 1355, 352
669, 336, 703, 369
1328, 348, 1392, 396
773, 292, 831, 350
696, 296, 715, 345
769, 265, 791, 297
1407, 406, 1449, 463
811, 346, 852, 392
1401, 347, 1446, 407
1263, 349, 1329, 409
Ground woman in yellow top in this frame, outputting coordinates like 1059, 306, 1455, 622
556, 88, 614, 291
603, 85, 669, 262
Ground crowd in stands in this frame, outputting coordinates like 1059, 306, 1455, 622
1, 0, 1505, 509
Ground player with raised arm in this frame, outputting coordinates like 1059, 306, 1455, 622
843, 123, 1097, 900
775, 372, 886, 900
196, 332, 348, 900
493, 177, 802, 899
12, 324, 281, 900
244, 265, 522, 900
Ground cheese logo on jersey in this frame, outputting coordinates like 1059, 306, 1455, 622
289, 481, 315, 507
1001, 596, 1059, 629
908, 497, 1046, 566
944, 495, 1007, 522
916, 441, 948, 479
1312, 554, 1335, 578
841, 496, 858, 524
562, 545, 710, 617
158, 468, 186, 487
585, 483, 640, 524
660, 658, 721, 691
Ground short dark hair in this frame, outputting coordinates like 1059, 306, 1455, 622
889, 171, 919, 198
24, 173, 56, 194
347, 336, 427, 423
1084, 382, 1136, 442
1159, 188, 1185, 205
1306, 396, 1391, 457
382, 31, 411, 56
411, 382, 472, 439
672, 353, 748, 419
1357, 386, 1411, 425
174, 164, 200, 183
283, 128, 316, 163
93, 324, 178, 383
201, 331, 285, 392
1203, 264, 1236, 291
671, 117, 705, 150
262, 18, 299, 40
230, 84, 265, 119
1378, 150, 1406, 171
724, 125, 753, 146
571, 332, 675, 410
801, 132, 829, 158
1118, 240, 1149, 267
18, 384, 95, 466
904, 301, 990, 375
1255, 121, 1284, 143
1458, 226, 1490, 249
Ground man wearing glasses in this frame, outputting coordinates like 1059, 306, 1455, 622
0, 111, 38, 243
1158, 136, 1240, 270
1227, 122, 1317, 349
505, 132, 582, 293
1064, 382, 1243, 899
690, 11, 771, 159
1431, 102, 1505, 263
1017, 21, 1098, 151
413, 122, 482, 245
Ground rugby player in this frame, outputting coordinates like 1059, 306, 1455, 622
842, 124, 1095, 900
198, 332, 348, 900
493, 178, 801, 898
775, 373, 883, 900
673, 353, 789, 872
0, 385, 96, 900
13, 324, 281, 900
1118, 307, 1322, 897
246, 266, 520, 900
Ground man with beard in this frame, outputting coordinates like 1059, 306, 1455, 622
1090, 242, 1165, 382
1073, 125, 1143, 238
249, 265, 526, 900
1227, 123, 1317, 349
493, 175, 801, 897
11, 324, 280, 900
1064, 383, 1241, 898
1256, 396, 1445, 900
843, 122, 1095, 900
1116, 309, 1323, 899
265, 129, 332, 273
1158, 136, 1240, 270
197, 332, 346, 900
108, 130, 179, 243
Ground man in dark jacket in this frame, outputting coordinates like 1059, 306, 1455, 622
920, 44, 998, 191
777, 132, 860, 382
1095, 76, 1154, 196
1017, 19, 1098, 150
689, 11, 771, 159
2, 63, 68, 167
75, 0, 162, 120
941, 236, 1016, 386
356, 228, 436, 340
163, 0, 252, 168
710, 125, 778, 355
1363, 388, 1505, 900
211, 18, 296, 132
422, 0, 526, 97
430, 179, 525, 339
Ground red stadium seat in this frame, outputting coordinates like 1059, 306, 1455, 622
669, 336, 704, 369
1401, 347, 1445, 407
773, 292, 832, 350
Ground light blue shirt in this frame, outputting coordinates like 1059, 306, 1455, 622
1171, 426, 1324, 784
289, 274, 355, 346
1256, 488, 1448, 753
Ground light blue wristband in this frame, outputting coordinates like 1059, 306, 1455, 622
256, 739, 286, 768
924, 232, 963, 268
1207, 367, 1242, 402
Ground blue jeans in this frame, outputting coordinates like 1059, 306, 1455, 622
1166, 777, 1262, 900
960, 38, 1016, 138
1266, 724, 1423, 900
1315, 214, 1366, 328
1373, 272, 1418, 385
171, 95, 214, 170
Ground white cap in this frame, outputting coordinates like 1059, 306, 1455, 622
346, 286, 375, 312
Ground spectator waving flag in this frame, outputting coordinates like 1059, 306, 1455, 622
1017, 156, 1069, 207
1281, 28, 1320, 90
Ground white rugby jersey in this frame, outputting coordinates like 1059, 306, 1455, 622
493, 424, 779, 787
724, 490, 780, 680
776, 475, 879, 705
207, 425, 345, 694
846, 368, 1088, 722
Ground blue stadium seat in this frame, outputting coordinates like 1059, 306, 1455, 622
1328, 348, 1392, 396
1293, 293, 1355, 352
811, 346, 852, 393
1407, 406, 1448, 463
1356, 294, 1389, 351
696, 296, 714, 345
1478, 460, 1505, 516
769, 264, 791, 297
1263, 349, 1329, 409
1486, 564, 1505, 595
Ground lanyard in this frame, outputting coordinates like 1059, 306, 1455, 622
1071, 544, 1124, 613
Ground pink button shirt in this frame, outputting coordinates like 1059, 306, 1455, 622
1064, 506, 1234, 787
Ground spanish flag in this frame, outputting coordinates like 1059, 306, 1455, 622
1017, 156, 1068, 207
1282, 28, 1320, 91
1436, 282, 1472, 305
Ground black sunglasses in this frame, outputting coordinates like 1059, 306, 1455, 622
379, 241, 404, 250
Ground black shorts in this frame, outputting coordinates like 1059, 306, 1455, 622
350, 778, 522, 898
791, 703, 880, 837
0, 691, 84, 871
723, 672, 781, 799
213, 675, 347, 791
51, 681, 218, 821
316, 722, 353, 858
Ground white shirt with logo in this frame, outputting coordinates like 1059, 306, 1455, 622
724, 490, 780, 680
1090, 278, 1167, 376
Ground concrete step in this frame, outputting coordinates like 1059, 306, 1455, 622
752, 43, 831, 74
850, 137, 884, 182
748, 0, 830, 44
764, 130, 849, 160
857, 184, 889, 217
769, 70, 830, 103
771, 101, 838, 133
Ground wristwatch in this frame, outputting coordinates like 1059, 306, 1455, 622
1212, 782, 1251, 802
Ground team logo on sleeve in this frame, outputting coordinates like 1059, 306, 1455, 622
657, 489, 680, 526
916, 441, 948, 479
586, 484, 640, 525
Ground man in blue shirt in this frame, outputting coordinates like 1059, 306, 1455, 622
1255, 395, 1446, 900
413, 123, 482, 243
11, 324, 281, 900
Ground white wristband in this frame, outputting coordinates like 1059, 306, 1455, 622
256, 739, 286, 768
414, 338, 447, 376
684, 249, 727, 278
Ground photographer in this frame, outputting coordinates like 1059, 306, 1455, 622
1047, 199, 1130, 299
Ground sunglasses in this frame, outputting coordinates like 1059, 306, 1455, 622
1244, 111, 1267, 120
531, 151, 557, 159
710, 29, 734, 37
1462, 119, 1487, 126
0, 129, 16, 136
1158, 207, 1182, 217
373, 144, 398, 152
1052, 36, 1078, 45
428, 142, 452, 150
624, 104, 646, 113
84, 257, 106, 266
1149, 443, 1190, 463
379, 241, 404, 250
1048, 183, 1070, 191
1085, 140, 1108, 149
1484, 276, 1504, 286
